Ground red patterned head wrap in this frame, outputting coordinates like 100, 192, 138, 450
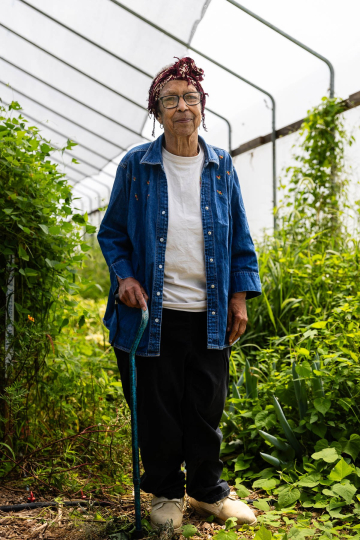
147, 56, 208, 137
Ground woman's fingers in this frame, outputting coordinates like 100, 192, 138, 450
227, 295, 248, 344
118, 278, 148, 310
229, 314, 241, 344
135, 287, 147, 311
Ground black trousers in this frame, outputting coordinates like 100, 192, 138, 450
114, 308, 230, 503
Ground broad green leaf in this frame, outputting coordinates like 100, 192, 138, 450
310, 321, 327, 329
313, 397, 331, 415
214, 531, 237, 540
332, 482, 357, 503
253, 499, 270, 512
39, 224, 49, 234
49, 225, 61, 235
18, 245, 29, 261
296, 361, 312, 378
298, 472, 321, 487
252, 478, 278, 490
19, 268, 38, 277
311, 447, 339, 463
234, 457, 250, 471
296, 348, 310, 357
181, 524, 198, 538
254, 525, 273, 540
72, 213, 87, 225
225, 517, 238, 530
255, 412, 276, 430
343, 434, 360, 461
288, 528, 317, 538
85, 224, 97, 234
329, 458, 353, 481
40, 143, 52, 153
236, 484, 250, 498
59, 318, 69, 333
18, 224, 31, 234
278, 488, 300, 508
310, 422, 327, 439
322, 488, 336, 497
314, 439, 328, 452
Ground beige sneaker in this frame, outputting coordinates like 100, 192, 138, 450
189, 494, 257, 527
150, 496, 184, 531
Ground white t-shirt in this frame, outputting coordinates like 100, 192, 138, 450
162, 143, 207, 312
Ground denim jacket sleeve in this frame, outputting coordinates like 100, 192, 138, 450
97, 161, 134, 295
229, 164, 262, 299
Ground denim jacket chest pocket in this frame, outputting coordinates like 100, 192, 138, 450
213, 175, 230, 226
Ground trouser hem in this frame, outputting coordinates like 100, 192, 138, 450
190, 486, 230, 505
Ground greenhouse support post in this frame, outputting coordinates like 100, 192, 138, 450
226, 0, 335, 98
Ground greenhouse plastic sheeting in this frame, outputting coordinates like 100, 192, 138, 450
2, 0, 360, 236
1, 0, 211, 207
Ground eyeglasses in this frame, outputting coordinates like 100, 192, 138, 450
159, 92, 202, 109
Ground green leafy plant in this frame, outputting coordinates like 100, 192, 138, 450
0, 101, 131, 495
220, 97, 360, 528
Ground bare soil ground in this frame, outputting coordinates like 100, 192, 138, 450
0, 486, 257, 540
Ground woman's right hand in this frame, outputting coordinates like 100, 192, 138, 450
116, 277, 148, 311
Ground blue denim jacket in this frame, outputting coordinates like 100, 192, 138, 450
97, 133, 261, 356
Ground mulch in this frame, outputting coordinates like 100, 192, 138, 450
0, 485, 258, 540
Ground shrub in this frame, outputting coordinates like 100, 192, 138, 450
222, 97, 360, 517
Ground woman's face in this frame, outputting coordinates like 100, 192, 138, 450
156, 79, 202, 139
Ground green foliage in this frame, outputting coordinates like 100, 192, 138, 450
0, 102, 131, 495
0, 296, 132, 495
181, 524, 199, 538
221, 97, 360, 526
79, 240, 111, 300
0, 101, 93, 391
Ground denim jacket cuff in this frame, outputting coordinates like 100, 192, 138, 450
230, 271, 262, 300
110, 259, 135, 295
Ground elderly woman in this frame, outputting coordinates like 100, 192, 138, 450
98, 57, 261, 530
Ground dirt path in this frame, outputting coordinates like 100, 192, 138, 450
0, 487, 236, 540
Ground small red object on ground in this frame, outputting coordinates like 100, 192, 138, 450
80, 490, 87, 499
28, 492, 36, 502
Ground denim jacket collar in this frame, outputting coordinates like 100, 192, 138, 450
140, 133, 219, 168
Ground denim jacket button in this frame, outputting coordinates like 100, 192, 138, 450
205, 206, 209, 210
160, 238, 164, 242
210, 258, 214, 262
212, 311, 216, 315
155, 318, 159, 323
162, 211, 165, 215
156, 292, 160, 296
159, 265, 163, 269
211, 284, 215, 288
208, 231, 212, 235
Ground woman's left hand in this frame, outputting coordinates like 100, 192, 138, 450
227, 292, 248, 345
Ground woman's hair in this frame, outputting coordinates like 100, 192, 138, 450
147, 56, 208, 137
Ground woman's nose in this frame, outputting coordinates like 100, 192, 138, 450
177, 96, 189, 111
